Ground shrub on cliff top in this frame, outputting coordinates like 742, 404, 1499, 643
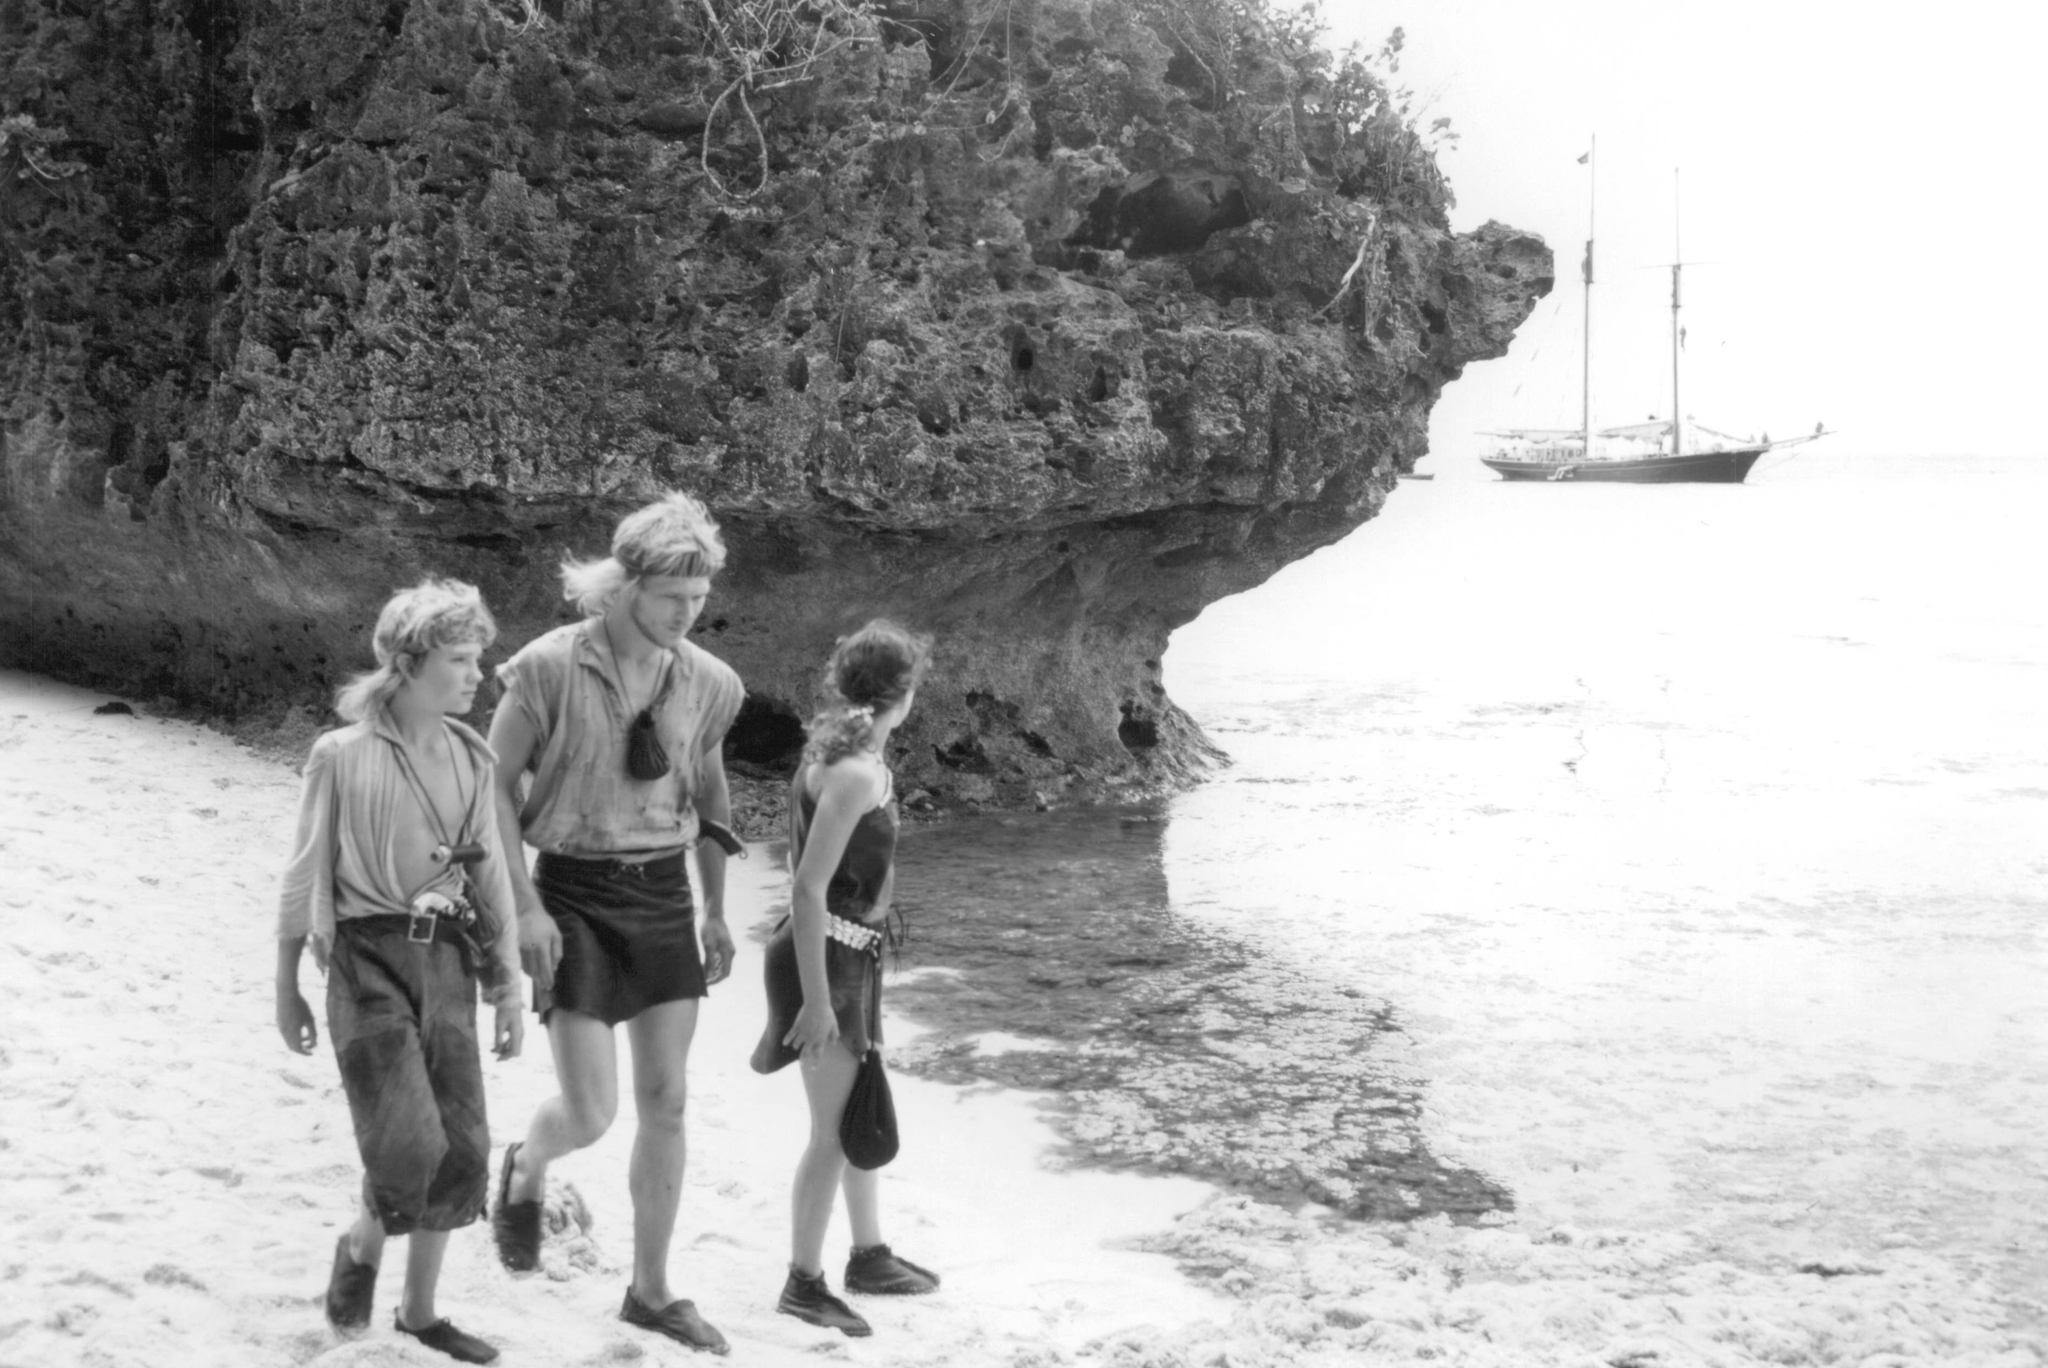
677, 0, 1453, 221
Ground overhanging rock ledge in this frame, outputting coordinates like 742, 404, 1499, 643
1, 0, 1552, 812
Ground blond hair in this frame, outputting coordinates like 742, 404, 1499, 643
561, 491, 727, 616
334, 579, 498, 723
802, 620, 934, 766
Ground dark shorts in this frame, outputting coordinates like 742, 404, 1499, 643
534, 850, 705, 1026
750, 915, 882, 1073
326, 918, 488, 1235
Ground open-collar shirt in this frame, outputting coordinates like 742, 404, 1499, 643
276, 712, 521, 1007
494, 620, 744, 856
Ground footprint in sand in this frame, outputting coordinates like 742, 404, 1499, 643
143, 1264, 207, 1292
58, 1270, 132, 1298
44, 1303, 99, 1335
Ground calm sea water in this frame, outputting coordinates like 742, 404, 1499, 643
882, 452, 2048, 1325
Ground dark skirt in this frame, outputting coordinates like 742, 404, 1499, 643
750, 915, 882, 1073
534, 851, 706, 1026
327, 918, 488, 1235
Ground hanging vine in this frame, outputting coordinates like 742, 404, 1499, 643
692, 0, 881, 202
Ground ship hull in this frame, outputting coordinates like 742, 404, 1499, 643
1482, 448, 1768, 483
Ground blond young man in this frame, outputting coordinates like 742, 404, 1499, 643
488, 492, 743, 1354
277, 580, 525, 1365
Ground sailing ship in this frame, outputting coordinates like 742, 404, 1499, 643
1482, 147, 1825, 483
1479, 422, 1776, 483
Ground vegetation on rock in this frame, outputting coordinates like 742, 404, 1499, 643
1, 0, 1550, 818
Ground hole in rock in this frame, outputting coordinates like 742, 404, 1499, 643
726, 696, 805, 771
934, 735, 994, 773
1069, 170, 1252, 258
1163, 51, 1216, 103
1117, 701, 1159, 751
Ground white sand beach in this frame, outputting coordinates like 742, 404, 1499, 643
5, 662, 2045, 1368
0, 671, 1223, 1368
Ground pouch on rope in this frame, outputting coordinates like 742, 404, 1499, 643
626, 707, 671, 781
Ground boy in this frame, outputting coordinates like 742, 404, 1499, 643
488, 492, 743, 1354
276, 579, 524, 1364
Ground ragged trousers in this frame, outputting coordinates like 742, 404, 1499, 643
326, 921, 490, 1234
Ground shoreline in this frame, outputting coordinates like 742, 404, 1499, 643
7, 666, 2043, 1366
124, 690, 1208, 845
0, 670, 1229, 1367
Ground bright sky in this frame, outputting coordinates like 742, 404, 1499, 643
1320, 0, 2048, 459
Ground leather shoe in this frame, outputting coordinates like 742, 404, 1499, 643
778, 1267, 872, 1337
489, 1143, 541, 1274
323, 1234, 377, 1332
620, 1286, 730, 1355
394, 1313, 500, 1364
845, 1243, 940, 1295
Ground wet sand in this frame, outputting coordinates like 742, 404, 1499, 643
0, 671, 1222, 1367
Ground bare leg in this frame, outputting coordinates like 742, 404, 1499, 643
623, 998, 701, 1307
396, 1230, 450, 1330
791, 1044, 860, 1275
507, 1010, 618, 1202
840, 1164, 883, 1251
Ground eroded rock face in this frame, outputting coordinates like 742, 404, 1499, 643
1, 0, 1550, 809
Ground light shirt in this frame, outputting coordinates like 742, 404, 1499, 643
495, 621, 744, 856
275, 713, 522, 1008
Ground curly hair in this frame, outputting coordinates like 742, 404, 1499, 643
560, 490, 727, 617
334, 579, 498, 723
801, 619, 934, 766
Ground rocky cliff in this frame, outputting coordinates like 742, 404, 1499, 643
1, 0, 1549, 813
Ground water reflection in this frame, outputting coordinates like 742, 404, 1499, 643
863, 804, 1513, 1222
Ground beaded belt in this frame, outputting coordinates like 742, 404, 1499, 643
827, 915, 883, 953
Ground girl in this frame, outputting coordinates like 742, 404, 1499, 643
275, 579, 523, 1364
751, 620, 939, 1338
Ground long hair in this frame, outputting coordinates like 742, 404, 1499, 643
560, 491, 727, 617
802, 620, 934, 767
334, 579, 498, 723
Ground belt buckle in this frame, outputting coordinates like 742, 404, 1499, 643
408, 890, 458, 944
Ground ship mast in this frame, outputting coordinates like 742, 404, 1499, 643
1670, 168, 1683, 457
1582, 136, 1596, 458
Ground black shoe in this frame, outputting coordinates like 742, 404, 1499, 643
323, 1234, 377, 1332
844, 1243, 940, 1295
620, 1287, 731, 1355
777, 1267, 872, 1337
394, 1312, 500, 1364
490, 1143, 541, 1274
